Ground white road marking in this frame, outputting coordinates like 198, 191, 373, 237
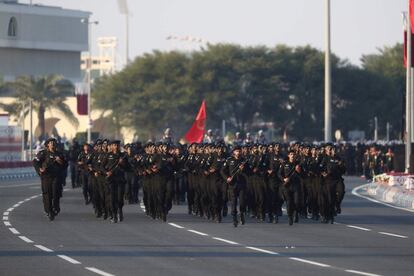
9, 228, 20, 234
12, 204, 20, 208
30, 195, 38, 199
345, 269, 383, 276
346, 225, 371, 232
85, 267, 115, 276
187, 229, 208, 236
3, 216, 8, 221
34, 244, 54, 252
7, 208, 14, 212
168, 223, 184, 229
378, 232, 408, 239
289, 257, 331, 267
18, 201, 24, 204
245, 246, 279, 255
212, 237, 240, 245
18, 236, 34, 243
352, 184, 414, 213
4, 221, 11, 226
3, 211, 9, 216
57, 255, 81, 264
0, 183, 38, 189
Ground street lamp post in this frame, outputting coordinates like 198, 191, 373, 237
324, 0, 332, 142
405, 4, 412, 173
81, 18, 98, 143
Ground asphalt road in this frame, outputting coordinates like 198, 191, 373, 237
0, 176, 413, 276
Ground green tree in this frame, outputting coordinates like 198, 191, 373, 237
4, 75, 78, 140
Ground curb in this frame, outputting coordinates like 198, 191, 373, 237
366, 183, 414, 209
0, 168, 37, 181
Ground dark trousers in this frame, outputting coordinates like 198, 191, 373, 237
268, 179, 283, 217
282, 184, 301, 218
109, 179, 125, 217
228, 183, 246, 216
41, 175, 60, 215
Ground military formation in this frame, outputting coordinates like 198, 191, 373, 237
33, 135, 346, 227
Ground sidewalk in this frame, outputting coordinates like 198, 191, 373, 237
366, 174, 414, 209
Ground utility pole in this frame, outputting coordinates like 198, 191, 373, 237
406, 2, 412, 173
324, 0, 332, 142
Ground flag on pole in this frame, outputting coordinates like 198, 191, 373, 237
75, 83, 88, 115
184, 100, 206, 143
410, 0, 414, 30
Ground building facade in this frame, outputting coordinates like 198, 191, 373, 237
0, 0, 90, 82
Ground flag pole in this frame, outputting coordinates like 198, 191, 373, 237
324, 0, 332, 142
406, 0, 412, 173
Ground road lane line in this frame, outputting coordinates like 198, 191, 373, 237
346, 225, 371, 232
85, 267, 115, 276
245, 246, 279, 255
3, 211, 9, 216
18, 201, 24, 204
289, 257, 331, 267
57, 255, 81, 264
7, 208, 14, 212
212, 237, 240, 245
12, 204, 20, 208
34, 245, 54, 252
9, 228, 20, 234
3, 216, 8, 220
168, 223, 184, 229
4, 221, 11, 226
18, 236, 34, 243
345, 269, 382, 276
378, 232, 408, 239
187, 229, 208, 236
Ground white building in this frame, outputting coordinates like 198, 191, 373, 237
0, 0, 90, 82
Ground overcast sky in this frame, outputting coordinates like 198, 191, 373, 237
22, 0, 406, 69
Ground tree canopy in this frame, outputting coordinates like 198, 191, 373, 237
93, 43, 405, 141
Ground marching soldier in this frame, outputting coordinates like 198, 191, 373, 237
220, 146, 248, 227
33, 138, 68, 221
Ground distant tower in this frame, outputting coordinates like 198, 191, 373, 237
97, 37, 117, 75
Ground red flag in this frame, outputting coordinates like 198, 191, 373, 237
185, 100, 206, 143
404, 31, 414, 68
77, 94, 88, 115
75, 83, 88, 115
411, 0, 414, 31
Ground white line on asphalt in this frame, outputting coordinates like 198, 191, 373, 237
345, 269, 383, 276
352, 184, 414, 213
24, 198, 30, 202
3, 212, 9, 216
9, 228, 20, 234
3, 216, 8, 221
34, 244, 54, 252
18, 236, 33, 243
4, 221, 11, 226
289, 257, 331, 267
245, 246, 279, 255
0, 183, 38, 189
30, 195, 38, 199
378, 232, 408, 239
18, 201, 24, 204
346, 225, 371, 232
12, 204, 20, 208
212, 237, 240, 245
187, 229, 209, 236
85, 267, 115, 276
168, 223, 184, 229
7, 208, 14, 212
57, 255, 81, 264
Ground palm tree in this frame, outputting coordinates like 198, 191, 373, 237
2, 75, 78, 141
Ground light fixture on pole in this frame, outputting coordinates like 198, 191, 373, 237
117, 0, 130, 66
81, 18, 99, 143
406, 1, 412, 173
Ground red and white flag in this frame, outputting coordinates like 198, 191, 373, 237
75, 83, 88, 115
184, 100, 206, 143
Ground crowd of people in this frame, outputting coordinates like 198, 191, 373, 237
33, 133, 350, 227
